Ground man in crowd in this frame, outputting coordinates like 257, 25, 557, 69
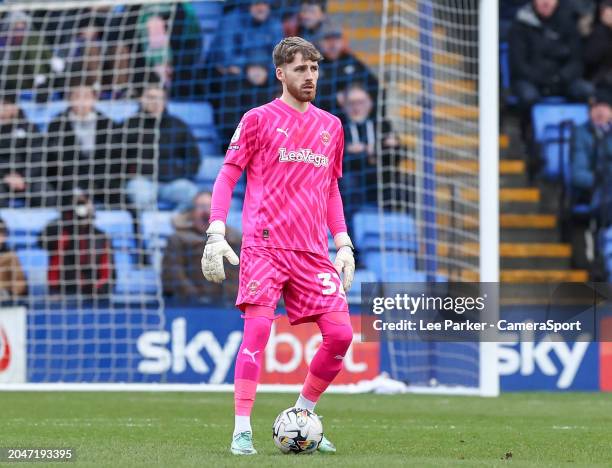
0, 92, 53, 207
46, 77, 122, 208
162, 191, 240, 303
509, 0, 594, 110
316, 21, 379, 116
207, 0, 283, 78
571, 89, 612, 222
340, 84, 406, 224
584, 0, 612, 91
123, 77, 200, 212
39, 190, 114, 297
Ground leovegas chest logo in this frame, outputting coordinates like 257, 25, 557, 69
278, 147, 329, 168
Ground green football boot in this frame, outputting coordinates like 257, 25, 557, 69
230, 431, 257, 455
317, 434, 336, 454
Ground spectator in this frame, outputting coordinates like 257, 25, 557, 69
46, 77, 122, 208
39, 191, 114, 297
340, 84, 408, 223
297, 0, 327, 43
207, 0, 283, 77
0, 92, 54, 207
123, 77, 200, 212
136, 3, 203, 97
509, 0, 594, 110
584, 0, 612, 90
162, 191, 240, 303
212, 61, 279, 149
571, 89, 612, 220
0, 219, 26, 298
316, 21, 379, 116
0, 11, 55, 100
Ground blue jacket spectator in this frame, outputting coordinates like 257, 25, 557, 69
509, 0, 594, 109
571, 90, 612, 214
207, 0, 283, 75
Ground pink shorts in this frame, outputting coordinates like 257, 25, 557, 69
236, 246, 349, 324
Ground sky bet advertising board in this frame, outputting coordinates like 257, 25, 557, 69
20, 303, 610, 391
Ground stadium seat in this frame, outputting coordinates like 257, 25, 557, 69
363, 251, 417, 280
140, 211, 175, 250
20, 101, 67, 131
191, 0, 223, 59
353, 210, 417, 251
531, 103, 589, 143
168, 101, 216, 141
17, 248, 49, 296
197, 156, 224, 184
541, 122, 573, 180
113, 267, 159, 301
226, 207, 243, 233
94, 211, 135, 249
0, 208, 58, 249
95, 101, 138, 123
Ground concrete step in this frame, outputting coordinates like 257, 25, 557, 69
355, 51, 464, 68
500, 269, 588, 283
399, 159, 525, 176
443, 269, 588, 282
398, 79, 476, 96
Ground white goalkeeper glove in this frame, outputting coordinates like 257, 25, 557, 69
333, 232, 355, 292
201, 220, 239, 283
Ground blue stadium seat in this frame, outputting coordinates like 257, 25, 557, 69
531, 103, 589, 143
226, 206, 243, 233
199, 141, 219, 158
541, 122, 573, 180
191, 0, 223, 59
95, 101, 138, 123
168, 101, 217, 142
353, 210, 417, 251
363, 251, 417, 280
0, 208, 58, 249
140, 211, 175, 249
383, 270, 427, 282
113, 267, 159, 300
94, 211, 134, 249
20, 101, 67, 132
197, 156, 224, 184
17, 248, 48, 296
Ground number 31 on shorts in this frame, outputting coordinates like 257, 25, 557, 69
317, 272, 347, 301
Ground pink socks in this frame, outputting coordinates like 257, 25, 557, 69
300, 312, 353, 403
234, 306, 274, 416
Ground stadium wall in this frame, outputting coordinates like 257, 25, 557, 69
0, 306, 609, 392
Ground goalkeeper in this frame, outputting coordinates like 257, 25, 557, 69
201, 37, 355, 456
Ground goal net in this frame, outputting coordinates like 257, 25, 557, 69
369, 0, 499, 395
0, 0, 195, 383
0, 0, 498, 393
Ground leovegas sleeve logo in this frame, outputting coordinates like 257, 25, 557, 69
0, 327, 11, 372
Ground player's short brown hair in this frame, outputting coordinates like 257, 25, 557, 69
272, 36, 323, 68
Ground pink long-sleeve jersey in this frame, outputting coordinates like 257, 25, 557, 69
216, 98, 345, 257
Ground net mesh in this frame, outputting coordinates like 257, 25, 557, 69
376, 0, 481, 389
0, 0, 486, 389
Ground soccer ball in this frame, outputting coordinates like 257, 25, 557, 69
272, 407, 323, 454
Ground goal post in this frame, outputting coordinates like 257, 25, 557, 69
376, 0, 499, 396
0, 0, 499, 394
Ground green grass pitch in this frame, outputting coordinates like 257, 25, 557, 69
1, 392, 611, 467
